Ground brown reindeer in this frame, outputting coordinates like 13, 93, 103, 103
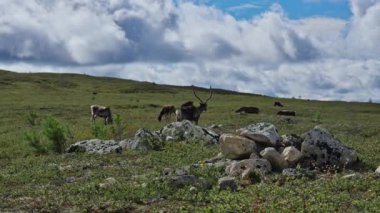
90, 105, 113, 125
176, 87, 213, 125
158, 105, 176, 121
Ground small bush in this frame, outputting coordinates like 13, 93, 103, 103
111, 114, 126, 141
312, 112, 321, 123
42, 116, 66, 154
24, 131, 47, 155
91, 124, 110, 140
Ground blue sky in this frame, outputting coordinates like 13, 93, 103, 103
187, 0, 351, 20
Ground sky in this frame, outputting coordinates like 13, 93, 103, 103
0, 0, 379, 103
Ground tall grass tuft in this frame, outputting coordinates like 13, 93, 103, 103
42, 116, 66, 154
26, 110, 39, 126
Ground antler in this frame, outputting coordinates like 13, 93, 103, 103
193, 87, 204, 103
205, 86, 213, 102
192, 86, 213, 103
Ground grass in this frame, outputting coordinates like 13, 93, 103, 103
0, 69, 380, 212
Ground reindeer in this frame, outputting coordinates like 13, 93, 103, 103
274, 101, 284, 107
157, 105, 176, 122
176, 87, 213, 125
90, 105, 113, 125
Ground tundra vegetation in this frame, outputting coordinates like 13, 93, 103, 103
0, 70, 380, 212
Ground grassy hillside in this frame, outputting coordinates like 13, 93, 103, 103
0, 69, 379, 212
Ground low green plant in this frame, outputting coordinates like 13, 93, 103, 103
312, 111, 322, 123
42, 116, 66, 154
111, 114, 126, 141
23, 131, 47, 154
26, 110, 39, 126
91, 124, 110, 140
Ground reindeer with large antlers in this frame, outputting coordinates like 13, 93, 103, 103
176, 86, 213, 125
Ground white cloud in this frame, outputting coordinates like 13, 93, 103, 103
0, 0, 379, 102
227, 3, 261, 11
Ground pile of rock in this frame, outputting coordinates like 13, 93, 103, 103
66, 139, 122, 154
216, 123, 359, 190
66, 120, 219, 153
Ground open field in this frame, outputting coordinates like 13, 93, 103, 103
0, 69, 380, 212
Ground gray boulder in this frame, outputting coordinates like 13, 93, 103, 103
119, 128, 163, 151
158, 120, 219, 144
260, 147, 288, 170
219, 134, 257, 160
282, 146, 303, 166
237, 123, 280, 147
66, 139, 122, 154
282, 168, 316, 179
168, 175, 211, 190
218, 176, 238, 191
226, 159, 272, 177
301, 126, 358, 168
280, 134, 303, 150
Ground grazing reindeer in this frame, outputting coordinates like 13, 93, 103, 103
90, 105, 113, 125
274, 101, 284, 107
235, 106, 259, 114
158, 105, 176, 121
177, 87, 213, 125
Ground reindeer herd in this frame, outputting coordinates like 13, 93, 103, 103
90, 87, 295, 125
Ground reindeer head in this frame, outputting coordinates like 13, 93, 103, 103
193, 86, 213, 112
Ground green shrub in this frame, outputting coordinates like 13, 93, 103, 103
42, 116, 66, 154
91, 124, 110, 140
312, 111, 322, 123
24, 131, 47, 155
111, 114, 125, 141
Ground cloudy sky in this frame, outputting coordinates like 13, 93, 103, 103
0, 0, 379, 102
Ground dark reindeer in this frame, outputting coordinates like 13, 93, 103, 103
176, 87, 213, 125
274, 101, 284, 107
277, 110, 296, 116
235, 106, 259, 114
91, 105, 113, 125
157, 105, 176, 122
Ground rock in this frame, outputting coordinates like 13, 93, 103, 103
249, 152, 260, 159
159, 120, 219, 145
175, 166, 190, 176
375, 166, 380, 179
301, 126, 358, 168
376, 166, 380, 174
226, 159, 272, 177
161, 168, 174, 176
282, 168, 316, 179
66, 139, 122, 154
218, 176, 238, 191
207, 124, 223, 129
99, 177, 117, 189
280, 134, 303, 150
260, 147, 288, 170
219, 134, 257, 160
168, 175, 197, 188
204, 152, 224, 163
119, 128, 163, 151
281, 146, 303, 166
342, 174, 358, 180
168, 175, 211, 190
237, 123, 280, 147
